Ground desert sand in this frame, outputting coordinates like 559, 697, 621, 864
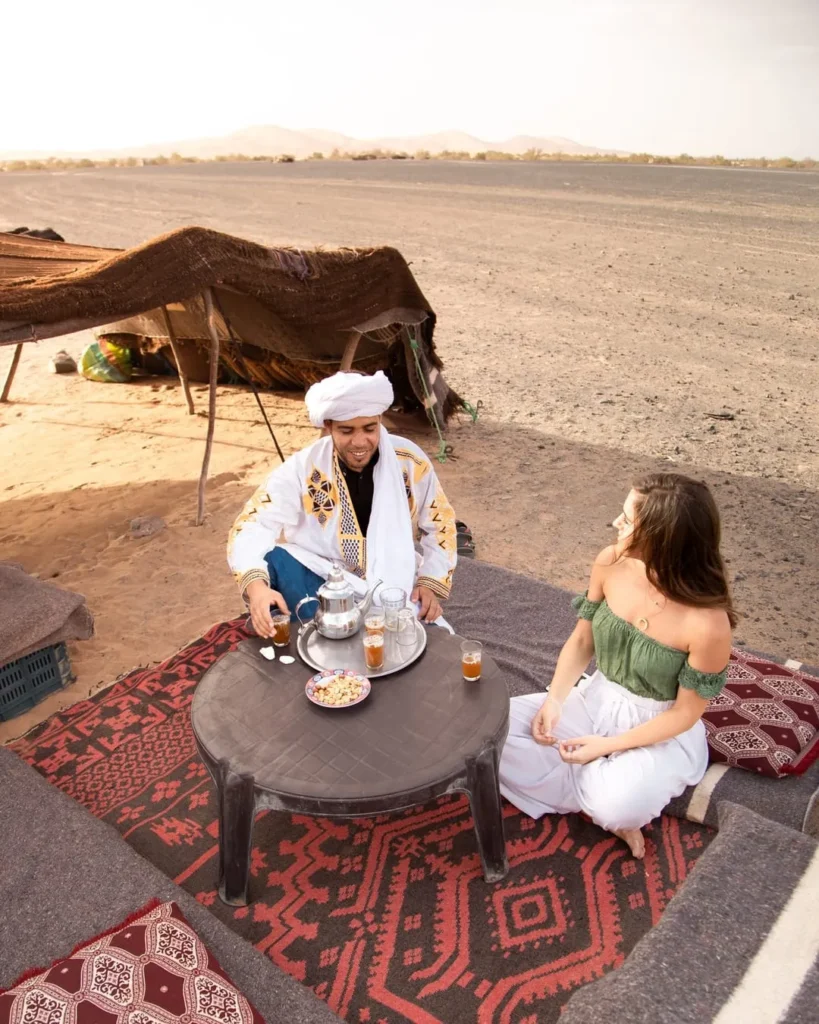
1, 160, 817, 742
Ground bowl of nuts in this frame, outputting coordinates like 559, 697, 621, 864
305, 669, 371, 709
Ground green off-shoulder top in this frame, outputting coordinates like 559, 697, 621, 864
572, 593, 727, 702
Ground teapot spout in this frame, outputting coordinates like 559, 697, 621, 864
356, 579, 383, 619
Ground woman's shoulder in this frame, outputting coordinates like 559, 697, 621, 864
684, 604, 732, 642
681, 605, 732, 670
593, 544, 621, 568
587, 545, 623, 602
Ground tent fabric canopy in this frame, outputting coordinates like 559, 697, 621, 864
0, 226, 463, 419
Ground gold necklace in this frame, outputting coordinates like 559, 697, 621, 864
636, 580, 665, 632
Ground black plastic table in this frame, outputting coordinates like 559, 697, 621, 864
191, 629, 510, 905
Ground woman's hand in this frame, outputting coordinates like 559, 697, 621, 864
532, 697, 562, 746
558, 735, 613, 765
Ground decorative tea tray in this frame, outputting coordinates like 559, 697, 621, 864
296, 619, 427, 678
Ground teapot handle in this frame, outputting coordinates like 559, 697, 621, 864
294, 594, 319, 629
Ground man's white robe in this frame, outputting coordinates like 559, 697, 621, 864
227, 429, 457, 604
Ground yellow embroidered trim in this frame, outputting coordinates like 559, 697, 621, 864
416, 575, 451, 599
236, 567, 270, 596
302, 464, 338, 529
402, 467, 418, 522
333, 454, 367, 578
428, 483, 457, 555
227, 485, 273, 558
395, 448, 432, 485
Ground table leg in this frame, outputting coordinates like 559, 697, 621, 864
216, 764, 256, 906
465, 742, 508, 882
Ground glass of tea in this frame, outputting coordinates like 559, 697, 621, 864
364, 611, 386, 636
271, 614, 291, 647
461, 640, 482, 681
363, 632, 385, 671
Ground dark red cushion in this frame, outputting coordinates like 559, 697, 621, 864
0, 900, 264, 1024
704, 648, 819, 779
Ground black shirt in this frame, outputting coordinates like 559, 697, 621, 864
338, 449, 379, 536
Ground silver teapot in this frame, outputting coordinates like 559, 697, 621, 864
295, 563, 382, 639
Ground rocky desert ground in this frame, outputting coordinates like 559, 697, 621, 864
1, 159, 817, 740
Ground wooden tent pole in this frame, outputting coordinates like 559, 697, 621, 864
197, 289, 221, 526
0, 344, 23, 403
160, 305, 195, 415
340, 330, 361, 371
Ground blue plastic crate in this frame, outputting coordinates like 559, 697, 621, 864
0, 643, 74, 721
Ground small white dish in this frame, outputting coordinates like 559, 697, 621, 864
305, 669, 370, 709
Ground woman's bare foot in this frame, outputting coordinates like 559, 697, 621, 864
614, 827, 645, 859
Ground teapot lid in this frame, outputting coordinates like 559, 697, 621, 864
320, 563, 353, 594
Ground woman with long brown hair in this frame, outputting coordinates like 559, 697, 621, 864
499, 473, 734, 858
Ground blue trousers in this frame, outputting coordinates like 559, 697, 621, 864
264, 547, 325, 621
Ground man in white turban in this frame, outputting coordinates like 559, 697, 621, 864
227, 371, 458, 638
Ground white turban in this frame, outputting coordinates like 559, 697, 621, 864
305, 370, 394, 428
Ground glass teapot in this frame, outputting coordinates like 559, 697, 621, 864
295, 563, 382, 639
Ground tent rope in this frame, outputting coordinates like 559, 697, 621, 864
407, 326, 451, 464
462, 399, 482, 423
211, 292, 285, 463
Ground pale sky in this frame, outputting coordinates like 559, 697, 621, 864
4, 0, 817, 157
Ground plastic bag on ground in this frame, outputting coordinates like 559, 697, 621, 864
79, 340, 132, 383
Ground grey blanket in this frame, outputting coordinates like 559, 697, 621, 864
0, 747, 341, 1023
0, 562, 94, 666
562, 802, 818, 1024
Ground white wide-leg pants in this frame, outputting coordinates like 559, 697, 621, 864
499, 670, 709, 832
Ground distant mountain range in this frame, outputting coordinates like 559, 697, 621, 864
0, 127, 627, 161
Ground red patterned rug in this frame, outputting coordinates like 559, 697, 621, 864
10, 621, 713, 1024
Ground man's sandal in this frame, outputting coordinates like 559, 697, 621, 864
457, 533, 476, 558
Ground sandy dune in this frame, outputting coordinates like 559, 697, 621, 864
1, 161, 817, 741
